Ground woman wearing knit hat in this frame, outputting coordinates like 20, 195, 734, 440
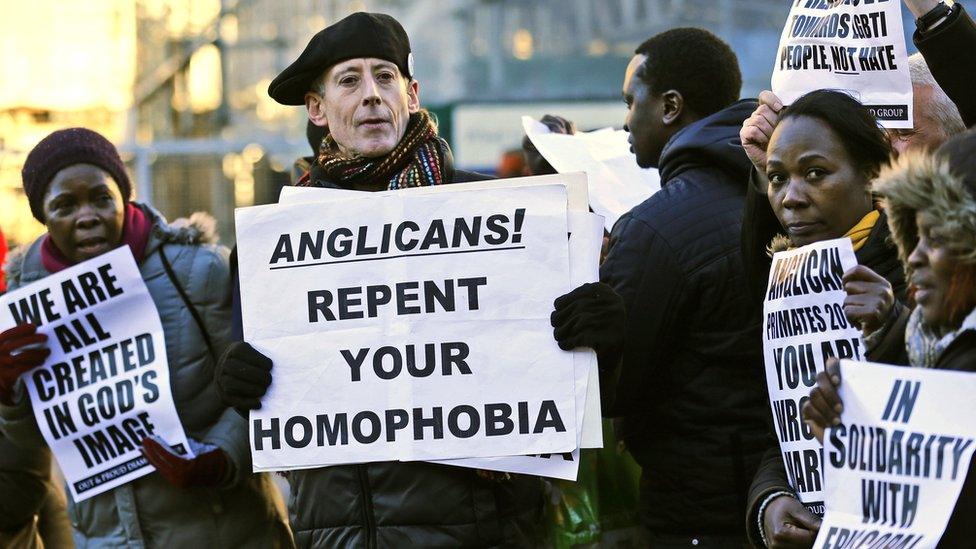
0, 128, 292, 547
805, 128, 976, 547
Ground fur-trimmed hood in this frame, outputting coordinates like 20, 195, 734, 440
873, 151, 976, 271
3, 202, 219, 287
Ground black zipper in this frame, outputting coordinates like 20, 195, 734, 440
357, 464, 377, 549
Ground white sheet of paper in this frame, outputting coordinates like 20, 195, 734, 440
763, 237, 864, 511
278, 172, 591, 213
814, 360, 976, 548
237, 185, 577, 470
435, 210, 604, 480
276, 183, 605, 478
439, 449, 581, 481
0, 248, 191, 501
522, 116, 660, 231
771, 0, 913, 129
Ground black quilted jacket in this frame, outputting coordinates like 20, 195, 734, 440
600, 100, 769, 536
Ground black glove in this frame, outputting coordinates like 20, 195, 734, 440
215, 342, 272, 416
550, 282, 626, 355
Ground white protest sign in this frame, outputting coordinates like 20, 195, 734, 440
278, 172, 592, 212
435, 210, 604, 480
440, 449, 581, 481
0, 247, 191, 501
521, 117, 660, 231
814, 360, 976, 548
763, 237, 864, 512
771, 0, 913, 129
237, 185, 577, 470
278, 179, 605, 451
278, 182, 604, 479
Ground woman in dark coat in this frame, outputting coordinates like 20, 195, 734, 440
740, 90, 910, 548
806, 128, 976, 547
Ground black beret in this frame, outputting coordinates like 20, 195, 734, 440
269, 12, 413, 106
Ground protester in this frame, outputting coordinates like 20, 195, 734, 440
496, 148, 528, 178
0, 128, 290, 547
886, 53, 966, 156
552, 28, 769, 547
522, 114, 576, 176
805, 128, 976, 547
739, 90, 910, 548
905, 0, 976, 127
214, 12, 545, 547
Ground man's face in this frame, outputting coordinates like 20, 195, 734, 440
622, 54, 666, 169
886, 84, 950, 156
306, 58, 420, 158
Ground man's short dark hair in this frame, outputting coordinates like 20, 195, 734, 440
635, 28, 742, 118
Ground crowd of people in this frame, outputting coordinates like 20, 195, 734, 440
1, 0, 975, 547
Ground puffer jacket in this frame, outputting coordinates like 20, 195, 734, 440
599, 100, 769, 536
1, 203, 291, 548
915, 2, 976, 128
230, 148, 544, 548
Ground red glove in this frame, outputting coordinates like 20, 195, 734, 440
141, 437, 230, 489
0, 324, 50, 405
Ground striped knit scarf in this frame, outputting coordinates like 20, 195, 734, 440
308, 110, 445, 190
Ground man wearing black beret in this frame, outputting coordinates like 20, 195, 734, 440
214, 12, 545, 548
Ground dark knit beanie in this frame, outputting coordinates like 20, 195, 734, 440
22, 128, 131, 222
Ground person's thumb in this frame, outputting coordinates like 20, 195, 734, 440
790, 505, 822, 531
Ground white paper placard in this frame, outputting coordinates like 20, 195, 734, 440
237, 185, 578, 470
0, 248, 191, 501
771, 0, 913, 129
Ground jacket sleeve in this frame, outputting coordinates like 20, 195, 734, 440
599, 212, 686, 416
745, 444, 794, 547
864, 300, 911, 366
193, 245, 251, 488
201, 407, 251, 488
741, 169, 780, 303
0, 385, 46, 449
914, 2, 976, 127
0, 435, 49, 532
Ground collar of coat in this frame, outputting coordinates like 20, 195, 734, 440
3, 202, 219, 287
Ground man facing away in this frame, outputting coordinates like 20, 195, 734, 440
553, 27, 769, 548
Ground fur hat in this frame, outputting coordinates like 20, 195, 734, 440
873, 129, 976, 273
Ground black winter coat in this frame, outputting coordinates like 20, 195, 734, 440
600, 100, 769, 536
743, 211, 908, 547
933, 330, 976, 548
915, 2, 976, 128
230, 162, 544, 548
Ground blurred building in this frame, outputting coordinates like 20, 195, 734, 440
1, 0, 939, 247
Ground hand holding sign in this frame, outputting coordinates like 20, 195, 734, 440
763, 494, 823, 548
550, 282, 626, 356
803, 357, 843, 444
841, 265, 894, 335
141, 436, 229, 489
215, 342, 273, 415
0, 324, 51, 405
740, 91, 785, 172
